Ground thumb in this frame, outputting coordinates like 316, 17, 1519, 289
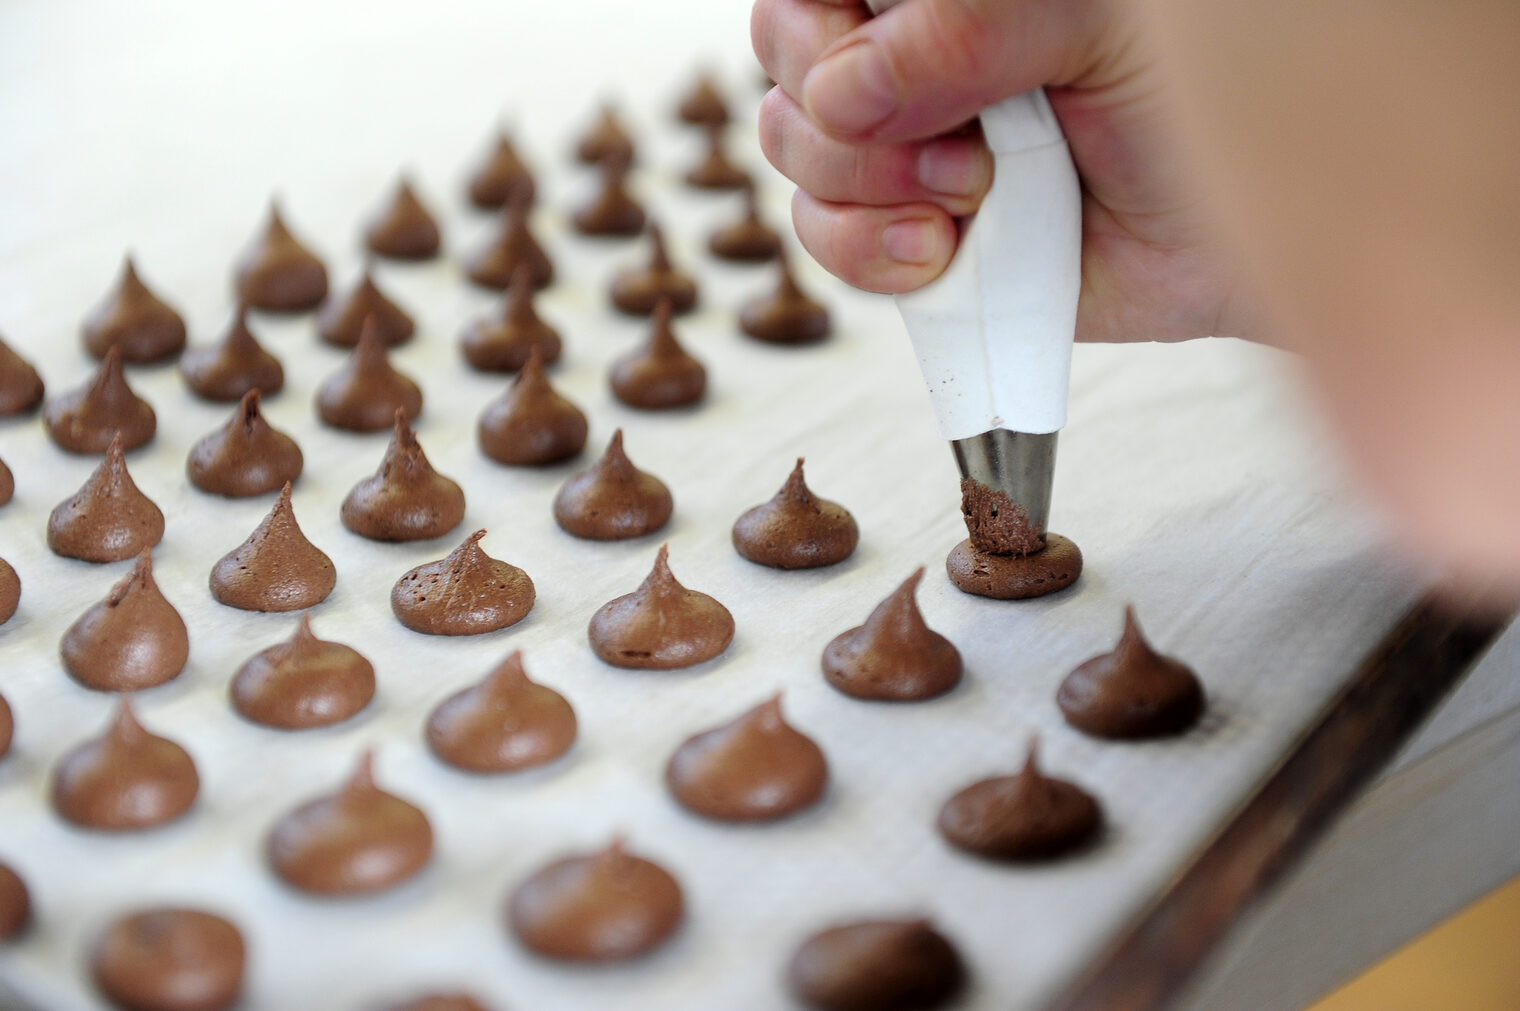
801, 0, 1092, 143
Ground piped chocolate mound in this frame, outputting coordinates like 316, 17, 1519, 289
316, 317, 423, 432
609, 224, 698, 316
461, 266, 563, 372
740, 255, 831, 344
788, 919, 966, 1011
938, 742, 1102, 861
426, 650, 576, 773
1056, 607, 1205, 739
267, 750, 433, 896
391, 530, 535, 636
48, 433, 164, 562
231, 615, 375, 730
468, 128, 536, 209
0, 691, 12, 761
0, 862, 28, 940
0, 560, 16, 627
684, 125, 749, 190
666, 694, 826, 821
477, 347, 588, 466
552, 430, 672, 540
588, 545, 734, 670
179, 303, 285, 402
210, 483, 336, 612
91, 908, 244, 1011
341, 411, 465, 542
609, 298, 706, 409
945, 478, 1082, 599
187, 390, 304, 497
380, 994, 492, 1011
575, 105, 635, 166
572, 155, 646, 237
62, 550, 188, 692
821, 569, 962, 702
44, 346, 156, 454
676, 74, 729, 127
0, 333, 44, 415
235, 202, 329, 311
709, 182, 782, 262
318, 270, 415, 349
732, 459, 858, 569
82, 256, 186, 363
52, 702, 199, 831
464, 187, 553, 291
507, 839, 683, 961
366, 176, 442, 260
0, 456, 10, 506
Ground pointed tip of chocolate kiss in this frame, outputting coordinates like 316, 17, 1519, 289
346, 748, 378, 794
109, 698, 146, 742
485, 649, 531, 693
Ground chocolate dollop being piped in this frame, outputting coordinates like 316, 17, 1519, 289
62, 550, 188, 692
575, 105, 636, 166
267, 750, 433, 896
0, 862, 29, 940
676, 73, 730, 127
571, 154, 646, 237
464, 186, 554, 291
609, 298, 706, 409
426, 650, 577, 773
610, 224, 698, 316
0, 332, 44, 415
552, 429, 672, 540
52, 701, 199, 830
81, 256, 187, 363
210, 482, 336, 612
231, 615, 375, 730
365, 176, 442, 260
507, 839, 683, 961
318, 269, 415, 348
315, 316, 423, 432
0, 690, 13, 761
1057, 607, 1205, 739
477, 347, 588, 466
391, 529, 535, 636
709, 182, 782, 263
48, 433, 164, 562
460, 265, 563, 373
588, 544, 734, 670
467, 128, 536, 209
187, 389, 304, 497
665, 694, 826, 821
945, 478, 1082, 599
938, 741, 1102, 862
821, 568, 962, 702
44, 346, 156, 454
684, 124, 750, 191
342, 411, 465, 542
788, 919, 966, 1011
179, 303, 285, 402
91, 908, 245, 1011
740, 254, 831, 344
235, 201, 329, 311
732, 458, 858, 569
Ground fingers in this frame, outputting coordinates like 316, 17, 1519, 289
760, 87, 993, 216
791, 189, 958, 293
751, 0, 868, 99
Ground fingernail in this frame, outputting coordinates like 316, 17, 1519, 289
803, 41, 898, 135
917, 139, 989, 198
882, 219, 942, 266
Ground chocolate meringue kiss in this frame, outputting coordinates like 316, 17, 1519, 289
575, 104, 636, 166
81, 256, 186, 363
0, 332, 44, 416
467, 128, 536, 209
187, 389, 303, 497
91, 908, 245, 1011
316, 317, 423, 432
477, 347, 588, 467
684, 124, 749, 191
938, 742, 1102, 862
732, 459, 858, 569
946, 478, 1082, 599
709, 182, 782, 263
1056, 607, 1205, 739
0, 862, 28, 940
44, 346, 156, 453
610, 224, 698, 316
61, 550, 188, 692
341, 411, 465, 542
740, 254, 831, 344
666, 695, 826, 821
365, 176, 442, 260
52, 701, 199, 831
234, 201, 329, 311
318, 269, 415, 348
391, 530, 535, 636
552, 429, 672, 540
460, 265, 563, 372
507, 839, 683, 962
267, 750, 433, 896
231, 615, 375, 730
822, 569, 962, 702
571, 153, 646, 237
609, 298, 706, 409
588, 545, 734, 670
464, 185, 553, 291
788, 919, 966, 1011
210, 483, 336, 612
0, 560, 17, 627
179, 303, 285, 402
676, 73, 730, 127
48, 433, 164, 562
426, 650, 577, 773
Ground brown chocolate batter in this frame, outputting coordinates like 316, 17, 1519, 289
609, 224, 698, 316
588, 544, 734, 669
48, 433, 164, 562
788, 919, 966, 1011
460, 265, 563, 373
231, 615, 375, 730
937, 742, 1103, 861
391, 529, 535, 636
209, 483, 336, 612
477, 347, 588, 467
52, 702, 199, 831
608, 298, 707, 409
315, 318, 423, 432
426, 650, 577, 773
317, 270, 415, 348
1057, 607, 1205, 739
62, 550, 188, 691
665, 695, 827, 821
341, 411, 465, 542
366, 176, 442, 260
82, 256, 186, 363
91, 908, 244, 1011
187, 390, 303, 497
179, 303, 285, 402
552, 429, 672, 540
732, 458, 858, 569
44, 346, 157, 454
235, 202, 329, 311
821, 569, 962, 701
